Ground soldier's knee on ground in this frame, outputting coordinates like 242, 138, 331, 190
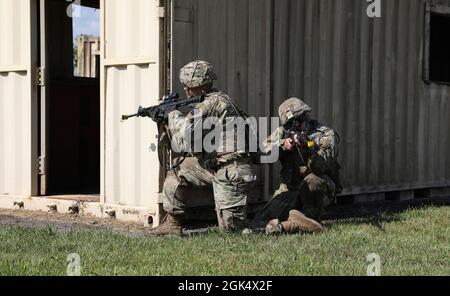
217, 207, 247, 232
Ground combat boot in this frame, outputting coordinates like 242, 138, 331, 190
265, 219, 283, 235
282, 210, 324, 234
147, 214, 183, 236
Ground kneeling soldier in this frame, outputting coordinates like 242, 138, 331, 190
149, 61, 257, 236
254, 98, 342, 235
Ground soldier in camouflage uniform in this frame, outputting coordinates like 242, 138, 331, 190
149, 60, 257, 236
253, 98, 342, 235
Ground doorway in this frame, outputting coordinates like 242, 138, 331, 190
39, 0, 100, 199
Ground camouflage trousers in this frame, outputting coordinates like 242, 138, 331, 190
252, 173, 335, 230
163, 157, 257, 232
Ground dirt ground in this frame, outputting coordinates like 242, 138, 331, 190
0, 196, 449, 236
0, 209, 150, 236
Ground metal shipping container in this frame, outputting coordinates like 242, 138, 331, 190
0, 0, 449, 224
172, 0, 450, 198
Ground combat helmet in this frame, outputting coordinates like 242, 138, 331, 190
179, 60, 217, 88
278, 98, 313, 126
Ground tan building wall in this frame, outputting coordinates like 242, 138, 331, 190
0, 0, 166, 225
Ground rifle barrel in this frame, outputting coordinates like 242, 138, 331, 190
121, 113, 139, 121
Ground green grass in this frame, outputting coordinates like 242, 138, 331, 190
0, 206, 449, 276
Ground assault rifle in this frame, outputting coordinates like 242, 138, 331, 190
121, 92, 204, 123
286, 129, 317, 155
121, 92, 204, 171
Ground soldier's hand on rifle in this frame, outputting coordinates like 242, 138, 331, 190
282, 138, 295, 151
292, 133, 303, 146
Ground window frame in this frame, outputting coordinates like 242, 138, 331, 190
424, 2, 450, 85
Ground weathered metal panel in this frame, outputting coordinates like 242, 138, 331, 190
0, 72, 30, 196
0, 0, 28, 66
104, 64, 160, 208
172, 0, 450, 196
102, 0, 161, 210
104, 0, 158, 60
0, 0, 37, 198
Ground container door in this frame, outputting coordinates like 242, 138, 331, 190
0, 0, 38, 198
100, 0, 163, 209
38, 0, 48, 195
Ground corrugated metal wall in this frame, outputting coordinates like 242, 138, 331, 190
0, 0, 37, 197
172, 0, 450, 196
0, 0, 29, 66
0, 72, 31, 196
104, 64, 159, 208
102, 0, 161, 209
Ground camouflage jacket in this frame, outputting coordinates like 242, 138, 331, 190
168, 91, 248, 167
263, 120, 341, 189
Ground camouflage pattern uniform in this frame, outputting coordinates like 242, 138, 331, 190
254, 98, 341, 234
162, 61, 257, 232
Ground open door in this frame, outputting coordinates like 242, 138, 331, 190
38, 0, 101, 197
101, 0, 163, 210
0, 0, 38, 198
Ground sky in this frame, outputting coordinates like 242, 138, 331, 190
72, 4, 100, 44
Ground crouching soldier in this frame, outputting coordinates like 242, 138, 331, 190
253, 98, 342, 235
148, 60, 257, 236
